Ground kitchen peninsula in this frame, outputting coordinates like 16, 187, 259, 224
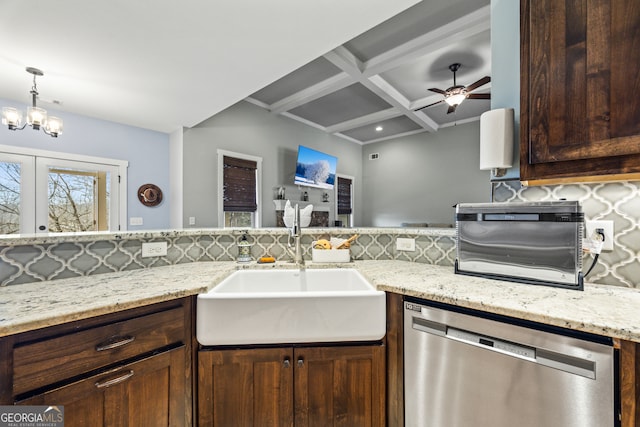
1, 229, 639, 426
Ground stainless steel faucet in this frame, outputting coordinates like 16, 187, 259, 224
287, 203, 305, 267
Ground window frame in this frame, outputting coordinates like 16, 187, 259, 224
217, 149, 262, 228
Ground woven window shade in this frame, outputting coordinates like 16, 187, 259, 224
337, 177, 352, 215
223, 156, 257, 212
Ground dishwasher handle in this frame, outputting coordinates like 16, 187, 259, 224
411, 315, 596, 379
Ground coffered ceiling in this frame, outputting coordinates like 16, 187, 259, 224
246, 0, 491, 144
0, 0, 419, 133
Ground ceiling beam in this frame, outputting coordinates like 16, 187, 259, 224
324, 47, 439, 132
361, 5, 491, 77
268, 72, 353, 114
325, 108, 400, 133
358, 128, 427, 145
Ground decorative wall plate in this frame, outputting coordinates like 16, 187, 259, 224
138, 183, 163, 206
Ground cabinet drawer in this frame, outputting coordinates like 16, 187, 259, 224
13, 306, 185, 396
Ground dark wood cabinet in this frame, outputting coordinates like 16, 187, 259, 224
18, 347, 186, 427
198, 347, 294, 427
198, 343, 385, 427
0, 298, 193, 426
520, 0, 640, 184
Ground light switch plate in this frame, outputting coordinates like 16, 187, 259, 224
189, 217, 196, 225
585, 220, 614, 251
141, 242, 168, 257
129, 217, 143, 226
396, 237, 416, 251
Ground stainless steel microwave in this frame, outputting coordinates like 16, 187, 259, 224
455, 201, 584, 290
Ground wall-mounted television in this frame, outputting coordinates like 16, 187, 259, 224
294, 145, 338, 190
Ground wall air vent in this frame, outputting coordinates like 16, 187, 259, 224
369, 153, 379, 160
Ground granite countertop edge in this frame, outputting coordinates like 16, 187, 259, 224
1, 260, 639, 343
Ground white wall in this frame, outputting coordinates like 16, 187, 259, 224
169, 128, 184, 228
361, 121, 491, 227
0, 98, 171, 230
182, 101, 363, 228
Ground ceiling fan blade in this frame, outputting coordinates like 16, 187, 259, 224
446, 104, 457, 114
428, 88, 446, 95
414, 99, 444, 112
465, 76, 491, 93
467, 93, 491, 100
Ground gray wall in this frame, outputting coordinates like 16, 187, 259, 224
490, 0, 520, 179
361, 121, 491, 227
182, 101, 363, 227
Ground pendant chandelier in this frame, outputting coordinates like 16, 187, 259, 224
2, 67, 63, 138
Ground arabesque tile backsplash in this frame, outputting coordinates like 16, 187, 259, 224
494, 180, 640, 288
0, 229, 456, 287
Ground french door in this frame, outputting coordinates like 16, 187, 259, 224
0, 147, 126, 234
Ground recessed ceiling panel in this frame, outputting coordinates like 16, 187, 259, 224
250, 57, 342, 105
345, 0, 489, 62
289, 83, 392, 127
341, 116, 422, 142
380, 30, 491, 102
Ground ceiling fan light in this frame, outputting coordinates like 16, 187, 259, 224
2, 107, 23, 130
445, 93, 466, 107
27, 106, 47, 129
45, 116, 63, 137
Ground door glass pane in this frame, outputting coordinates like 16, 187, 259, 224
0, 161, 21, 234
47, 167, 111, 233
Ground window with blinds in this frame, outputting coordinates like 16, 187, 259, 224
337, 177, 352, 215
223, 156, 257, 212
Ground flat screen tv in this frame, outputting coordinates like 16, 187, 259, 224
294, 145, 338, 190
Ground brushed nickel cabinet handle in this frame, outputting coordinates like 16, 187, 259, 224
283, 358, 291, 368
95, 335, 135, 352
297, 357, 304, 368
95, 370, 134, 388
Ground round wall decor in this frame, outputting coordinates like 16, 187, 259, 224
138, 183, 163, 207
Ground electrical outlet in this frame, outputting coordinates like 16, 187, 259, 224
396, 237, 416, 251
129, 217, 143, 226
141, 242, 168, 257
189, 217, 196, 226
585, 220, 614, 251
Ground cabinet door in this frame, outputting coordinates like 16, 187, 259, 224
521, 0, 640, 182
198, 347, 294, 427
17, 347, 186, 427
294, 345, 385, 427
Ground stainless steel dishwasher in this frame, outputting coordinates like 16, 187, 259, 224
404, 299, 617, 427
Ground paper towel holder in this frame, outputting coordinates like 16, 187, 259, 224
480, 108, 514, 178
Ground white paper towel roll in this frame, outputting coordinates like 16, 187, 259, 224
480, 108, 514, 170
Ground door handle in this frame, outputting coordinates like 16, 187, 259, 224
283, 357, 291, 368
297, 357, 304, 368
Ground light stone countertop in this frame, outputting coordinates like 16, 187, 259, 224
0, 262, 237, 337
2, 259, 640, 343
356, 260, 640, 342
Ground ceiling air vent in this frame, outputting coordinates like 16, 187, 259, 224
369, 153, 379, 160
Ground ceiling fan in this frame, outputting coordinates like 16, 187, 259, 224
415, 63, 490, 114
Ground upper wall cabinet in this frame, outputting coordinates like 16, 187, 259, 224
520, 0, 640, 184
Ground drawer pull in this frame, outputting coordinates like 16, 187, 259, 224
95, 335, 135, 352
95, 370, 134, 388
